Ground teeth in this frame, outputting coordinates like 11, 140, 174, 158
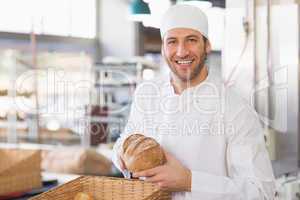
176, 60, 192, 64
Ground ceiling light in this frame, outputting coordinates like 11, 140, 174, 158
129, 0, 151, 22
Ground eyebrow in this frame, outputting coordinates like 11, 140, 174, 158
166, 37, 177, 41
186, 34, 201, 39
166, 34, 201, 41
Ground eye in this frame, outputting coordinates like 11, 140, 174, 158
188, 38, 198, 43
167, 40, 176, 45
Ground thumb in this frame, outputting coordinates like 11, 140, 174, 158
164, 150, 183, 167
163, 150, 175, 162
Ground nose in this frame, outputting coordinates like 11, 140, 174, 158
176, 42, 189, 58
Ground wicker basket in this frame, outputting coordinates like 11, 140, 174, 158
0, 149, 42, 196
30, 176, 171, 200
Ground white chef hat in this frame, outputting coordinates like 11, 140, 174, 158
160, 4, 209, 41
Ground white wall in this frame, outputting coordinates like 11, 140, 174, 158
222, 0, 255, 102
99, 0, 137, 58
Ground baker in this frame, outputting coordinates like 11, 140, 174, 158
112, 4, 275, 200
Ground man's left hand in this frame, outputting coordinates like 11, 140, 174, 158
132, 151, 191, 192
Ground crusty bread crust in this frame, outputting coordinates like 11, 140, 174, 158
122, 134, 166, 172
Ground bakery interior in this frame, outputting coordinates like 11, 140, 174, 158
0, 0, 299, 199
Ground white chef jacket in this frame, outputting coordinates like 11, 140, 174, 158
112, 68, 276, 200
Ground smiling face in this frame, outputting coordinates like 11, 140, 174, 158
162, 28, 210, 83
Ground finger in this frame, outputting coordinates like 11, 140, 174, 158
164, 150, 180, 165
144, 174, 164, 183
133, 166, 162, 178
163, 150, 172, 161
156, 182, 169, 191
133, 169, 155, 178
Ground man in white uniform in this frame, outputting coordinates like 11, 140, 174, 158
112, 4, 275, 200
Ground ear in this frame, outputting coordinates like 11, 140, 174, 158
205, 40, 212, 54
161, 44, 165, 57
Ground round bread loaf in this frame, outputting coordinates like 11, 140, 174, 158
74, 192, 93, 200
122, 134, 166, 172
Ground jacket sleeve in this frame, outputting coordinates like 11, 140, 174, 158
186, 104, 276, 199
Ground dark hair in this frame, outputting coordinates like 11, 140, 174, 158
203, 36, 208, 44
